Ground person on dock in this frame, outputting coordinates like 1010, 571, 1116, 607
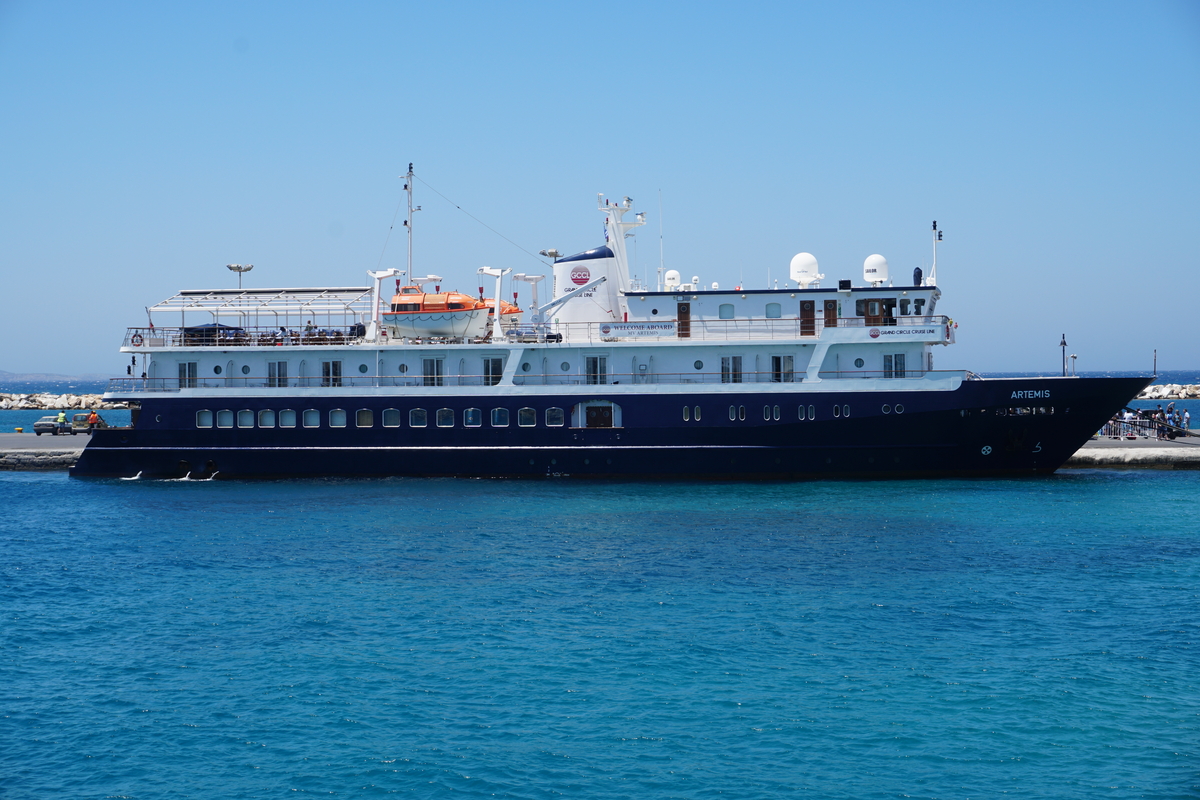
86, 410, 100, 432
55, 410, 67, 433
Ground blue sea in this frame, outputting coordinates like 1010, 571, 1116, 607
2, 472, 1198, 798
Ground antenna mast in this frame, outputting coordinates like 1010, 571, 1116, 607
930, 220, 943, 286
657, 189, 665, 292
403, 163, 421, 279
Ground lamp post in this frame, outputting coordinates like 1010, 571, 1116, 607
1060, 334, 1068, 377
227, 263, 254, 290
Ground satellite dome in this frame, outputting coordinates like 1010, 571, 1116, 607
789, 252, 824, 289
863, 254, 889, 285
664, 269, 681, 289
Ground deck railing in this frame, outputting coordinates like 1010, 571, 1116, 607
105, 369, 964, 394
120, 315, 953, 349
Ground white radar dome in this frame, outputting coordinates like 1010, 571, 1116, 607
664, 269, 681, 289
863, 254, 889, 285
789, 252, 824, 289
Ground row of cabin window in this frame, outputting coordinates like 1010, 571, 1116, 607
195, 407, 566, 429
718, 404, 853, 421
712, 298, 931, 321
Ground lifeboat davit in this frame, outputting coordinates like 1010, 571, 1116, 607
382, 285, 521, 339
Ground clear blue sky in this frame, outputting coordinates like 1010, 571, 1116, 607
2, 1, 1197, 376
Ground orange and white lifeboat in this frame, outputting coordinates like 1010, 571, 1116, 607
382, 285, 522, 339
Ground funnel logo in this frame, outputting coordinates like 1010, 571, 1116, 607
571, 266, 590, 286
869, 328, 880, 338
600, 324, 612, 335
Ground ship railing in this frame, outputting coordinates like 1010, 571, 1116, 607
545, 315, 951, 343
105, 369, 962, 394
120, 316, 953, 348
122, 326, 369, 348
1099, 417, 1193, 439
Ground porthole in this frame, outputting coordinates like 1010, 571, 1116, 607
729, 405, 736, 421
521, 362, 531, 372
882, 404, 892, 414
241, 365, 250, 375
833, 405, 841, 418
399, 364, 409, 373
773, 405, 780, 421
684, 406, 691, 421
895, 404, 905, 414
694, 360, 703, 370
763, 405, 771, 421
854, 358, 865, 368
155, 414, 162, 423
213, 365, 222, 375
808, 404, 815, 419
694, 406, 701, 421
551, 459, 557, 465
651, 308, 659, 315
842, 404, 850, 417
560, 362, 570, 372
584, 458, 590, 465
358, 364, 369, 374
738, 405, 746, 421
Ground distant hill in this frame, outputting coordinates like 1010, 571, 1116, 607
0, 369, 119, 382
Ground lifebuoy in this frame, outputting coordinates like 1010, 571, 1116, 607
131, 332, 144, 346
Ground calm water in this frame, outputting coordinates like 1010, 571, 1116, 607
2, 472, 1197, 798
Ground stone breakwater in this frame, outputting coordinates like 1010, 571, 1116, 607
1137, 384, 1200, 400
0, 392, 125, 410
0, 449, 81, 471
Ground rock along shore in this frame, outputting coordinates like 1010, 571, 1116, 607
0, 392, 125, 410
1136, 383, 1200, 400
0, 449, 82, 470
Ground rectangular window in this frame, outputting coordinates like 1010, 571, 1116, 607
409, 408, 427, 427
894, 353, 905, 378
258, 409, 276, 428
196, 410, 213, 428
585, 356, 608, 385
719, 303, 735, 319
546, 407, 565, 427
423, 357, 444, 387
721, 356, 743, 384
268, 361, 287, 388
237, 410, 255, 428
765, 302, 782, 319
329, 409, 347, 427
216, 409, 234, 428
303, 409, 320, 428
356, 409, 373, 427
436, 408, 454, 427
321, 360, 342, 387
279, 409, 296, 428
178, 361, 198, 388
464, 408, 482, 427
518, 407, 536, 427
483, 357, 504, 386
771, 355, 794, 383
382, 408, 401, 427
491, 408, 510, 427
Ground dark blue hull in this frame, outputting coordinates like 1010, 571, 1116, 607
70, 377, 1150, 479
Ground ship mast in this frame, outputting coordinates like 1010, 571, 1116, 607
403, 163, 421, 280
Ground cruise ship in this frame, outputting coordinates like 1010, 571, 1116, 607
70, 186, 1149, 479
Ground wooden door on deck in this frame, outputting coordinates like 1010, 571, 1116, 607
823, 300, 837, 332
800, 300, 815, 336
677, 303, 691, 338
